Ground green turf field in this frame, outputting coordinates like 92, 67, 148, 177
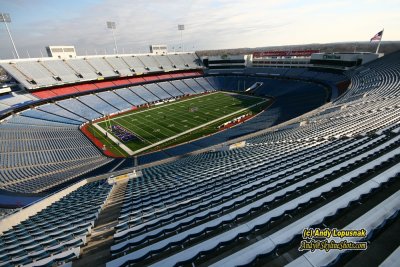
93, 92, 270, 156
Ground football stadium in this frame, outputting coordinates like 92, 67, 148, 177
0, 2, 400, 267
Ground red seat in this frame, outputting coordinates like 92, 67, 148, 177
32, 90, 57, 99
169, 73, 187, 78
51, 86, 79, 96
74, 83, 98, 92
157, 73, 173, 80
95, 81, 116, 89
128, 77, 146, 84
28, 71, 204, 100
143, 76, 159, 82
113, 79, 131, 86
183, 71, 202, 77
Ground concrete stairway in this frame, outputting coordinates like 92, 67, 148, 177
73, 179, 128, 267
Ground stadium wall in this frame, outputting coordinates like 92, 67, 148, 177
0, 190, 43, 208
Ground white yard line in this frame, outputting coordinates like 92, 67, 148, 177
93, 92, 268, 156
131, 99, 268, 155
116, 116, 169, 141
111, 119, 154, 143
105, 92, 219, 121
93, 124, 135, 156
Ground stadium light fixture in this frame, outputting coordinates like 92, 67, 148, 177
178, 24, 184, 52
0, 13, 20, 59
106, 21, 119, 54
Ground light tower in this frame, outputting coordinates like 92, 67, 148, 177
178, 24, 185, 52
0, 13, 19, 59
106, 21, 118, 54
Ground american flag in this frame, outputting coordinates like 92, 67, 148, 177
370, 30, 383, 42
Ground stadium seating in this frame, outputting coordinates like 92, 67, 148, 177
94, 81, 116, 89
0, 63, 35, 90
0, 181, 112, 266
180, 53, 201, 69
194, 77, 215, 91
77, 94, 119, 115
65, 59, 99, 80
0, 119, 111, 193
129, 86, 160, 103
107, 132, 399, 266
142, 84, 172, 100
0, 50, 399, 267
56, 98, 102, 120
104, 51, 400, 266
13, 61, 61, 87
134, 76, 327, 163
286, 185, 400, 267
181, 78, 206, 93
20, 109, 83, 125
86, 57, 119, 78
0, 209, 15, 220
209, 165, 399, 267
37, 103, 88, 123
41, 60, 81, 83
104, 57, 133, 76
121, 56, 148, 74
114, 88, 147, 106
166, 54, 187, 69
211, 67, 348, 85
153, 55, 175, 72
115, 136, 379, 230
379, 246, 400, 267
0, 92, 37, 113
136, 55, 162, 72
169, 79, 197, 95
0, 53, 203, 90
156, 82, 184, 97
96, 91, 133, 111
0, 73, 216, 195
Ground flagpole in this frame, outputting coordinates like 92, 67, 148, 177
375, 41, 381, 54
375, 28, 384, 54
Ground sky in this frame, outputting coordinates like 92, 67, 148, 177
0, 0, 399, 59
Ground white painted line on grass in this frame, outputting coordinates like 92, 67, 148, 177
131, 99, 268, 155
93, 124, 135, 156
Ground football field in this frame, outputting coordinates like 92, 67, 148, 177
91, 92, 270, 156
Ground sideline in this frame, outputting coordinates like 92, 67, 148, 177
93, 124, 135, 155
130, 99, 268, 155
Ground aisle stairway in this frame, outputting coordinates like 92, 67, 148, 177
73, 180, 128, 267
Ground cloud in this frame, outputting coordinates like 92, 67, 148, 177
0, 0, 399, 59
